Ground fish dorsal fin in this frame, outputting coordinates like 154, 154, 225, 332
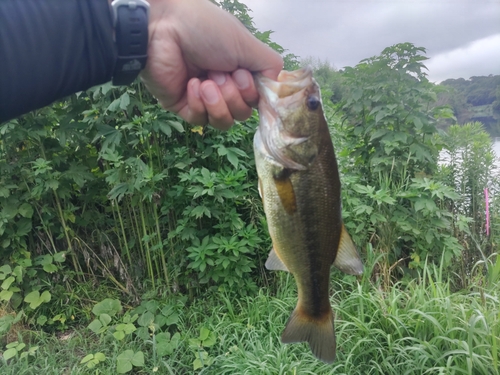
265, 248, 290, 272
333, 225, 363, 275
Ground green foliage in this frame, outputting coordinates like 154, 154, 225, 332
80, 352, 106, 369
116, 349, 145, 374
2, 263, 498, 374
2, 341, 38, 362
1, 0, 300, 330
439, 75, 500, 135
336, 43, 459, 281
0, 249, 67, 331
189, 327, 217, 370
0, 79, 268, 306
438, 122, 499, 286
1, 2, 499, 367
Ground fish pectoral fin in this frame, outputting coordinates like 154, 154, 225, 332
281, 306, 336, 363
257, 177, 263, 199
333, 224, 364, 275
273, 171, 297, 215
265, 248, 289, 272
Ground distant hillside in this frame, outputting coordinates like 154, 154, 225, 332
437, 75, 500, 135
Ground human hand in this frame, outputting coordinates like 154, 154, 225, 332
140, 0, 283, 130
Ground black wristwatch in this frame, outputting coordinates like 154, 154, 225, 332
111, 0, 150, 86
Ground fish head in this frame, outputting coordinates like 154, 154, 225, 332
254, 67, 325, 170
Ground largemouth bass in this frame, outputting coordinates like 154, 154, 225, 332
254, 67, 363, 363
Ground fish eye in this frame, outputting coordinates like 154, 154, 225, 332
306, 96, 320, 111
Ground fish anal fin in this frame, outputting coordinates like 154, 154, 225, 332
281, 306, 336, 363
333, 224, 363, 275
273, 170, 297, 214
265, 248, 289, 272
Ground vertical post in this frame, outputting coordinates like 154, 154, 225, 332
485, 188, 490, 237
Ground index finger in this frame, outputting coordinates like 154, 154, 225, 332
235, 32, 283, 80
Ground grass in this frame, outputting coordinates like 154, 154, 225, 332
1, 266, 499, 375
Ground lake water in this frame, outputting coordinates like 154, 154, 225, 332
494, 139, 500, 158
441, 139, 500, 164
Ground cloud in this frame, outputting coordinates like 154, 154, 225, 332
426, 33, 500, 82
244, 0, 500, 79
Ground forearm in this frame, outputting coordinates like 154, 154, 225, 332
0, 0, 116, 122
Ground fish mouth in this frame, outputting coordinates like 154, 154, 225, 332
254, 67, 318, 171
254, 66, 314, 105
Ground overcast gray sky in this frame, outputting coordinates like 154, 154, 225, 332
244, 0, 500, 82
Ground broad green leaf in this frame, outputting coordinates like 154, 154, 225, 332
94, 352, 106, 361
116, 352, 133, 373
352, 88, 363, 100
116, 350, 143, 373
37, 315, 48, 326
24, 290, 42, 309
18, 203, 34, 218
375, 110, 387, 123
116, 323, 136, 334
80, 354, 94, 364
12, 266, 22, 282
199, 327, 210, 341
135, 326, 149, 341
16, 218, 32, 237
226, 150, 239, 168
131, 351, 144, 366
156, 332, 174, 356
137, 311, 154, 327
165, 312, 179, 326
53, 252, 66, 263
99, 313, 112, 327
3, 348, 18, 360
88, 319, 103, 333
413, 116, 423, 130
0, 289, 13, 301
217, 145, 228, 156
107, 97, 121, 112
35, 254, 53, 266
158, 122, 172, 137
113, 330, 126, 341
41, 290, 51, 303
1, 276, 15, 290
369, 129, 388, 142
119, 92, 130, 110
168, 120, 184, 133
0, 264, 12, 278
202, 331, 216, 347
92, 298, 122, 317
46, 179, 59, 190
43, 263, 58, 273
193, 358, 203, 371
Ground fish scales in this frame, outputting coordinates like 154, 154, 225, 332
253, 67, 363, 363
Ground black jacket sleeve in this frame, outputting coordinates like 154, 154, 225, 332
0, 0, 117, 122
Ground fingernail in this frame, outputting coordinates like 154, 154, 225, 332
209, 71, 226, 86
201, 82, 219, 105
233, 69, 250, 89
190, 79, 201, 98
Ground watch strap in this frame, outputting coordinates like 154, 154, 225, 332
111, 0, 150, 86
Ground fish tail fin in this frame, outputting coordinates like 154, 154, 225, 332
281, 306, 336, 363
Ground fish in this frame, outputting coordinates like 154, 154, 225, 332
253, 67, 363, 363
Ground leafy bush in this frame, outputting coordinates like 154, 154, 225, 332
335, 43, 460, 283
